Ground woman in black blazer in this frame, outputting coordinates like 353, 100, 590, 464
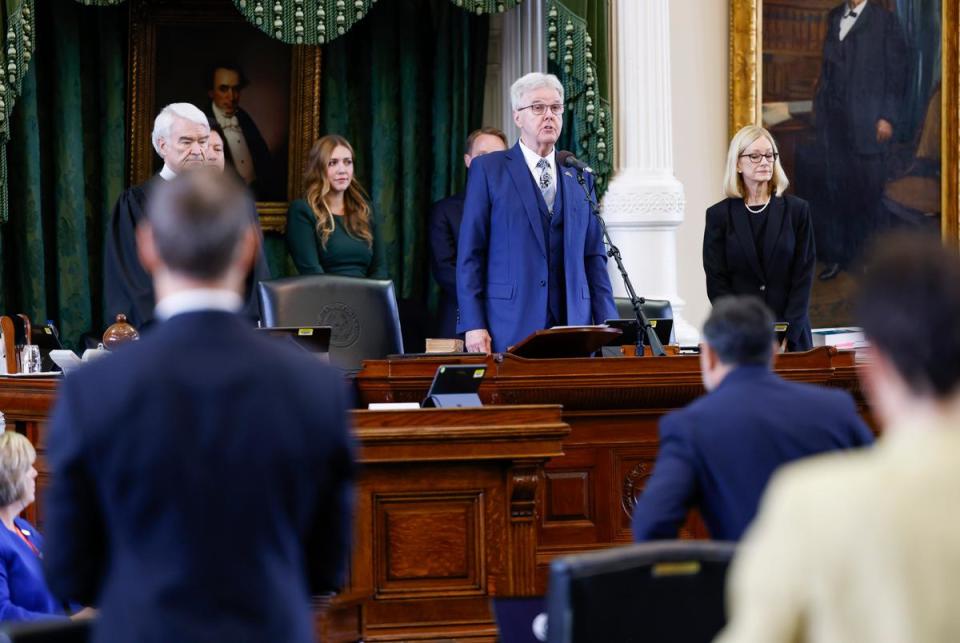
703, 125, 815, 351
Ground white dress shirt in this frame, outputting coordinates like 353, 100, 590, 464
212, 102, 257, 185
839, 0, 868, 41
154, 288, 244, 322
159, 164, 177, 181
518, 138, 556, 189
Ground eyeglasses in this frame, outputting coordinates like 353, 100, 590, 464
739, 152, 779, 164
517, 103, 564, 116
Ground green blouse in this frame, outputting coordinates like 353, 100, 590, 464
285, 198, 387, 279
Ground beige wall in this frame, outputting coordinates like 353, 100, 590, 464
670, 0, 729, 333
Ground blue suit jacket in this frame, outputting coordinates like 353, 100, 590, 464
456, 143, 617, 351
632, 365, 874, 541
0, 518, 65, 622
429, 192, 465, 339
44, 310, 355, 643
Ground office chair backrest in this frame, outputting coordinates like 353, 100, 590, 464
546, 540, 736, 643
614, 298, 676, 344
258, 275, 404, 372
0, 619, 92, 643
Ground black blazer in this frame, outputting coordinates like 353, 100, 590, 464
43, 310, 355, 643
428, 192, 465, 338
703, 195, 815, 351
207, 107, 276, 199
814, 2, 907, 154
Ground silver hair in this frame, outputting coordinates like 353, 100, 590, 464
510, 72, 564, 111
151, 103, 210, 155
0, 431, 35, 507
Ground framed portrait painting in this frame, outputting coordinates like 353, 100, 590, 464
730, 0, 959, 325
128, 0, 321, 232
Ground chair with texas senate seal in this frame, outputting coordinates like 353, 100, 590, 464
258, 274, 404, 373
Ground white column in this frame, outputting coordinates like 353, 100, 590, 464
602, 0, 698, 345
482, 0, 547, 132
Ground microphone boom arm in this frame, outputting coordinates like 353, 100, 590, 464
571, 168, 667, 357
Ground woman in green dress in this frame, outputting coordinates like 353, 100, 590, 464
286, 135, 386, 278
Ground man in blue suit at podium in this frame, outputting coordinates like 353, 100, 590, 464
456, 72, 617, 353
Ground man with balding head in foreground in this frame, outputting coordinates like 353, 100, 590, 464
45, 170, 355, 643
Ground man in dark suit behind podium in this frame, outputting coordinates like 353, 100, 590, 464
457, 72, 617, 353
632, 296, 873, 541
44, 171, 355, 643
429, 127, 508, 339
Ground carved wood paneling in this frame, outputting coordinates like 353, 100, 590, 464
375, 492, 482, 596
545, 471, 592, 522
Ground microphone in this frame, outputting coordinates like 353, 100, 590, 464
556, 150, 593, 173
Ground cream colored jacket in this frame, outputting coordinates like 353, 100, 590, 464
717, 409, 960, 643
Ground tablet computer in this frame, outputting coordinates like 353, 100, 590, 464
422, 364, 486, 408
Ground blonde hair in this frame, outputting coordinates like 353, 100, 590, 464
303, 135, 373, 250
723, 125, 790, 198
0, 432, 35, 507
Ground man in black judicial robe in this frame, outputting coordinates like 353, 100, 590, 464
104, 103, 270, 329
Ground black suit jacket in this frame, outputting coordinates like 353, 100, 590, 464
703, 195, 815, 351
44, 310, 355, 643
428, 192, 465, 338
103, 175, 271, 329
632, 366, 873, 541
814, 2, 907, 154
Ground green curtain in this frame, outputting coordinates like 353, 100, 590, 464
319, 0, 488, 301
549, 0, 612, 195
0, 0, 125, 348
230, 0, 515, 44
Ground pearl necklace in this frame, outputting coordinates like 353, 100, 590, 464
745, 199, 770, 214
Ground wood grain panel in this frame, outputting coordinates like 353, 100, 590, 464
376, 494, 479, 593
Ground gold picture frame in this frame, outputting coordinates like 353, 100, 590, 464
128, 0, 321, 233
729, 0, 959, 246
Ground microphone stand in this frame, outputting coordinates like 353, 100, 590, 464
572, 170, 666, 357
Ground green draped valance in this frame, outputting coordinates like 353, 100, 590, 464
230, 0, 518, 44
0, 0, 612, 221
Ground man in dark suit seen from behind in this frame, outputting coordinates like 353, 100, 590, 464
44, 170, 356, 643
206, 62, 277, 200
813, 0, 907, 280
429, 127, 508, 339
632, 295, 873, 541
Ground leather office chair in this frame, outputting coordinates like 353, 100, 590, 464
546, 540, 736, 643
614, 297, 676, 344
258, 275, 404, 373
0, 619, 92, 642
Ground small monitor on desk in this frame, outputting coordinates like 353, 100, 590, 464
422, 365, 486, 408
603, 319, 673, 347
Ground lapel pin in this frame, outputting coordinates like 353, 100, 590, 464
564, 171, 572, 178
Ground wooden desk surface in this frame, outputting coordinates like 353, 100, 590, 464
356, 348, 867, 588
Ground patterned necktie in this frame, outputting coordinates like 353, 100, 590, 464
536, 157, 556, 213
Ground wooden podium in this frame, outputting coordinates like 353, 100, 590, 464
0, 377, 568, 643
356, 347, 867, 590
